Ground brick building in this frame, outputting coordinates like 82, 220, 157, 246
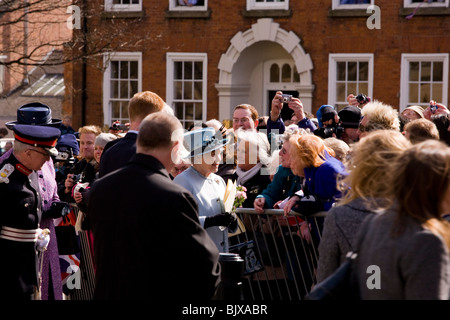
0, 0, 72, 135
65, 0, 450, 130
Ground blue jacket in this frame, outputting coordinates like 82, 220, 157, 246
266, 116, 317, 138
303, 152, 346, 211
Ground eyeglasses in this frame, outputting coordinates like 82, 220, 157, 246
29, 148, 49, 157
233, 117, 250, 124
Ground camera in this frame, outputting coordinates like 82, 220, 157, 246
72, 173, 82, 184
281, 94, 292, 103
314, 125, 345, 139
355, 93, 370, 105
430, 103, 438, 112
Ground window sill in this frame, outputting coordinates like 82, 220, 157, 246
165, 9, 211, 19
102, 11, 145, 19
242, 9, 292, 18
328, 8, 369, 17
399, 7, 450, 17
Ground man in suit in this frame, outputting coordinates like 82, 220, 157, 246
88, 112, 221, 300
98, 91, 167, 177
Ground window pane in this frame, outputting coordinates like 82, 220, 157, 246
270, 64, 280, 82
111, 101, 121, 118
175, 102, 184, 118
433, 61, 443, 82
420, 83, 430, 103
174, 62, 183, 80
130, 61, 138, 79
336, 62, 346, 81
293, 65, 300, 82
184, 81, 193, 100
120, 80, 128, 99
347, 82, 357, 96
409, 83, 418, 103
432, 83, 442, 102
281, 64, 291, 82
194, 82, 202, 100
195, 103, 203, 120
130, 80, 138, 97
347, 62, 357, 81
111, 61, 119, 79
409, 62, 419, 81
359, 82, 368, 95
121, 102, 129, 119
359, 62, 368, 81
194, 62, 203, 80
421, 62, 431, 82
336, 82, 346, 102
184, 62, 193, 80
120, 61, 128, 79
174, 81, 183, 99
111, 80, 119, 98
185, 103, 194, 120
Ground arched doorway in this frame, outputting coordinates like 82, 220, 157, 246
215, 18, 314, 122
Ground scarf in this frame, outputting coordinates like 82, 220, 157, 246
235, 163, 262, 186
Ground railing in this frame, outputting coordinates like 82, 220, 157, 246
230, 208, 326, 300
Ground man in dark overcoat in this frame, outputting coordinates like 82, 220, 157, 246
88, 112, 220, 300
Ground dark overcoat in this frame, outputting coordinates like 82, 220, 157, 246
88, 153, 221, 300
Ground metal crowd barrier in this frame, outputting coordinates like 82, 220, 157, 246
230, 208, 326, 300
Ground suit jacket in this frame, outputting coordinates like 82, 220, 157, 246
87, 153, 220, 300
98, 131, 137, 178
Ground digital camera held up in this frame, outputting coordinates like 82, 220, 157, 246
355, 93, 370, 105
281, 94, 292, 103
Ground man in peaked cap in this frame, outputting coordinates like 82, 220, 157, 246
0, 103, 67, 300
0, 124, 61, 300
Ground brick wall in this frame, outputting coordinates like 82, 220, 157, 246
66, 0, 450, 129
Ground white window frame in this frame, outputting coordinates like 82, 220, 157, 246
105, 0, 142, 12
403, 0, 449, 8
166, 52, 207, 129
169, 0, 208, 11
247, 0, 289, 11
102, 52, 142, 128
332, 0, 374, 10
400, 53, 449, 112
328, 53, 374, 108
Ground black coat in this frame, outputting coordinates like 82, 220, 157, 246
0, 155, 41, 299
87, 153, 221, 300
98, 131, 137, 178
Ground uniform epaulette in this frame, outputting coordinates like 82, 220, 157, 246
0, 163, 14, 184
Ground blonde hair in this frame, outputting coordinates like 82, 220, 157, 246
385, 139, 450, 250
361, 100, 400, 132
323, 137, 350, 162
78, 125, 102, 136
234, 104, 259, 122
128, 91, 165, 122
337, 130, 411, 206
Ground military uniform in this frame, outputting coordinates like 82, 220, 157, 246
0, 124, 60, 300
0, 155, 42, 299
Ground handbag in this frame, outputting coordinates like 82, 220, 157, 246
54, 214, 80, 255
305, 251, 359, 300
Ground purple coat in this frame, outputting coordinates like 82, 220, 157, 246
0, 149, 63, 300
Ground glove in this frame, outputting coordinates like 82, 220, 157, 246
204, 213, 237, 229
43, 201, 71, 219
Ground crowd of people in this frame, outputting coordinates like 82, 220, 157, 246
0, 88, 450, 300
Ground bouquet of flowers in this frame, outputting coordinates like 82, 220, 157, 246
232, 185, 247, 213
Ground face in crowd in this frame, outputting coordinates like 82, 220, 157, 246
233, 108, 258, 131
79, 132, 96, 161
